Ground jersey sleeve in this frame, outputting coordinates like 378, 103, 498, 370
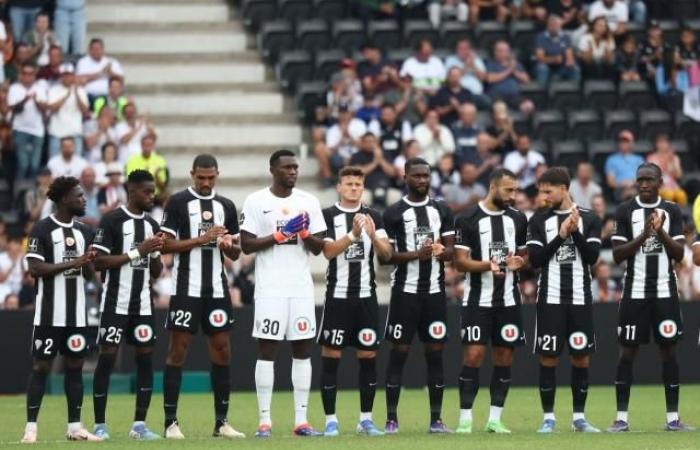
92, 214, 115, 254
322, 207, 335, 242
668, 204, 685, 241
454, 214, 475, 251
515, 211, 528, 251
584, 212, 602, 243
369, 208, 387, 240
611, 204, 631, 243
224, 199, 240, 237
307, 195, 327, 235
526, 213, 546, 247
160, 195, 180, 237
26, 223, 48, 261
439, 201, 455, 237
240, 194, 261, 236
383, 207, 398, 244
81, 223, 96, 250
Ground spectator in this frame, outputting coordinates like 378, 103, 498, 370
591, 262, 621, 303
520, 0, 548, 25
545, 0, 586, 39
604, 129, 643, 201
485, 41, 534, 114
393, 139, 422, 181
591, 193, 616, 249
468, 0, 510, 24
8, 62, 47, 179
352, 0, 397, 20
8, 0, 46, 43
0, 19, 7, 84
357, 41, 402, 100
349, 132, 396, 207
443, 162, 487, 213
452, 102, 481, 165
587, 0, 628, 36
0, 237, 27, 309
655, 51, 689, 104
314, 105, 370, 185
503, 134, 546, 190
676, 28, 699, 70
637, 22, 670, 83
125, 134, 169, 196
5, 43, 31, 82
47, 62, 89, 158
355, 94, 381, 125
76, 38, 124, 103
428, 0, 469, 27
464, 132, 501, 186
430, 153, 460, 197
486, 100, 517, 156
23, 12, 55, 66
430, 67, 474, 126
47, 136, 88, 178
578, 16, 616, 79
327, 72, 362, 118
615, 34, 642, 81
444, 39, 490, 110
93, 141, 118, 186
20, 166, 51, 221
534, 14, 581, 86
377, 102, 413, 164
569, 161, 602, 209
83, 106, 117, 163
114, 101, 156, 162
79, 166, 100, 227
54, 0, 86, 56
515, 189, 535, 218
646, 134, 687, 206
36, 44, 61, 84
413, 108, 456, 166
93, 76, 127, 120
400, 39, 447, 94
97, 161, 127, 215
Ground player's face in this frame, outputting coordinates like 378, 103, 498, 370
337, 175, 364, 203
405, 164, 430, 197
537, 183, 566, 210
132, 181, 156, 212
492, 176, 518, 209
64, 185, 86, 216
191, 166, 218, 196
636, 167, 661, 203
272, 155, 299, 188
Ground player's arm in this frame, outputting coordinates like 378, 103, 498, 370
240, 230, 277, 253
162, 226, 227, 254
692, 240, 700, 266
149, 255, 163, 279
436, 233, 455, 263
454, 247, 491, 272
373, 234, 393, 264
27, 250, 96, 278
323, 213, 362, 260
219, 200, 242, 261
303, 233, 325, 256
611, 207, 652, 264
364, 212, 392, 263
571, 212, 601, 266
656, 208, 685, 262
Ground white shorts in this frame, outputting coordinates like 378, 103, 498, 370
252, 297, 317, 341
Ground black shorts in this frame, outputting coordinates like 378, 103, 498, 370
534, 303, 596, 356
385, 289, 447, 344
31, 326, 90, 360
461, 305, 526, 348
617, 297, 683, 346
97, 312, 156, 347
317, 293, 380, 350
166, 296, 234, 335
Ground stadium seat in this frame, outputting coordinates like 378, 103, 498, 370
257, 20, 294, 64
670, 139, 696, 170
332, 20, 366, 53
533, 110, 566, 143
277, 50, 314, 93
475, 21, 508, 53
368, 21, 402, 51
548, 81, 581, 111
674, 111, 700, 146
403, 20, 439, 48
296, 81, 326, 124
512, 110, 532, 135
588, 140, 616, 176
638, 110, 673, 140
625, 22, 645, 42
604, 109, 638, 139
520, 82, 548, 110
387, 48, 413, 66
675, 1, 699, 19
296, 19, 331, 52
277, 0, 312, 21
658, 19, 681, 44
440, 21, 474, 52
314, 48, 346, 81
632, 140, 653, 157
684, 18, 700, 33
510, 20, 538, 55
618, 81, 655, 110
568, 109, 602, 141
532, 139, 549, 159
313, 0, 345, 21
551, 140, 587, 173
583, 80, 617, 111
241, 0, 277, 31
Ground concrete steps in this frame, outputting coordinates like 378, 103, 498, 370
123, 61, 267, 86
139, 92, 285, 116
87, 3, 230, 24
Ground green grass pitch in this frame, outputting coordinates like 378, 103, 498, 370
1, 385, 699, 449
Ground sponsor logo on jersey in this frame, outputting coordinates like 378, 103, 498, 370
428, 321, 446, 339
659, 319, 677, 339
67, 334, 86, 352
358, 328, 377, 346
501, 324, 519, 342
134, 324, 154, 342
569, 331, 587, 350
209, 309, 228, 327
295, 317, 311, 335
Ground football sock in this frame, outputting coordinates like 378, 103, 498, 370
210, 363, 230, 426
255, 360, 274, 426
93, 352, 116, 424
615, 358, 633, 414
385, 349, 408, 422
490, 366, 511, 409
459, 366, 479, 410
292, 358, 312, 427
662, 358, 679, 417
539, 365, 556, 415
425, 351, 444, 423
320, 357, 340, 416
163, 365, 182, 427
571, 366, 589, 415
489, 406, 503, 422
64, 366, 83, 423
358, 357, 377, 416
134, 353, 153, 422
26, 369, 48, 422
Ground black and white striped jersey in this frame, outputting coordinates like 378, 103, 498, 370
526, 207, 601, 305
454, 202, 528, 307
383, 196, 455, 294
26, 215, 95, 327
323, 203, 386, 299
92, 206, 160, 316
611, 196, 684, 301
160, 187, 239, 299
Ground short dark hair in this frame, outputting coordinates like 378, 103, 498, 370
269, 149, 296, 167
405, 157, 430, 173
636, 162, 662, 178
60, 136, 74, 145
127, 169, 154, 185
192, 154, 218, 170
538, 166, 571, 188
339, 166, 365, 179
489, 168, 517, 185
414, 39, 431, 52
380, 102, 395, 110
47, 176, 79, 203
101, 141, 116, 158
89, 38, 104, 47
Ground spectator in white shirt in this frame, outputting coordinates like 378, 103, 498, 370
47, 136, 88, 178
114, 101, 156, 162
8, 63, 47, 179
588, 0, 628, 36
569, 161, 602, 209
428, 0, 469, 27
413, 108, 456, 166
98, 161, 127, 215
400, 39, 447, 94
0, 21, 7, 84
93, 141, 119, 186
502, 134, 546, 189
0, 237, 27, 309
47, 63, 89, 158
76, 37, 124, 101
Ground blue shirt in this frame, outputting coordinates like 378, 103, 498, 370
605, 152, 645, 184
534, 31, 573, 60
485, 60, 525, 99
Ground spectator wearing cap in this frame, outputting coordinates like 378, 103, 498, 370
47, 62, 89, 158
413, 109, 456, 166
451, 102, 481, 165
485, 41, 534, 114
47, 136, 88, 178
533, 14, 580, 87
24, 12, 56, 66
84, 106, 117, 163
468, 0, 510, 24
358, 42, 402, 99
76, 38, 124, 103
98, 161, 127, 215
428, 0, 469, 28
503, 134, 546, 190
94, 141, 119, 186
37, 44, 63, 85
93, 76, 127, 120
400, 39, 447, 95
444, 39, 490, 110
604, 129, 644, 201
569, 161, 602, 209
430, 66, 474, 126
54, 0, 86, 55
126, 133, 169, 196
5, 43, 32, 83
8, 62, 47, 179
80, 166, 100, 227
646, 134, 687, 206
587, 0, 629, 36
349, 132, 396, 207
114, 100, 156, 162
578, 16, 616, 80
377, 102, 413, 164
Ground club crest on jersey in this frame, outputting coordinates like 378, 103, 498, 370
500, 324, 519, 342
428, 321, 446, 339
659, 320, 677, 338
67, 334, 86, 352
569, 331, 587, 350
202, 211, 213, 221
295, 317, 312, 335
134, 325, 153, 342
209, 309, 228, 327
65, 237, 75, 247
358, 328, 377, 346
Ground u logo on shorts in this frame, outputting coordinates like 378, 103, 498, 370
67, 334, 86, 352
